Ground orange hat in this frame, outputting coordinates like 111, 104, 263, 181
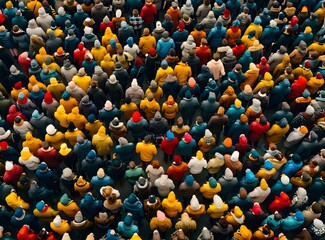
240, 114, 248, 124
299, 126, 308, 134
223, 138, 232, 147
188, 77, 196, 88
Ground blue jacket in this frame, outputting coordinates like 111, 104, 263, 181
260, 26, 280, 46
201, 93, 220, 122
238, 51, 253, 73
157, 38, 175, 59
269, 109, 294, 124
270, 180, 293, 198
207, 26, 226, 48
80, 193, 103, 219
228, 195, 252, 211
179, 97, 200, 122
293, 32, 314, 49
200, 80, 219, 101
81, 156, 103, 180
227, 120, 249, 143
269, 80, 291, 107
10, 212, 37, 230
122, 193, 145, 219
99, 107, 121, 130
0, 30, 15, 48
262, 215, 282, 235
189, 122, 207, 143
239, 170, 259, 192
226, 0, 240, 19
91, 175, 114, 195
82, 59, 98, 76
218, 176, 238, 201
115, 143, 135, 164
281, 214, 304, 231
74, 140, 92, 161
280, 160, 303, 177
126, 119, 148, 140
117, 221, 138, 239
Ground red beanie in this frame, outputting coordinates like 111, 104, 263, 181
0, 141, 8, 150
134, 57, 143, 67
304, 61, 311, 69
44, 92, 53, 104
224, 9, 230, 18
14, 81, 22, 90
179, 21, 185, 31
150, 48, 156, 56
132, 111, 141, 123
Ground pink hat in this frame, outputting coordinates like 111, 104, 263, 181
183, 133, 192, 143
251, 202, 263, 215
239, 134, 248, 145
157, 210, 166, 221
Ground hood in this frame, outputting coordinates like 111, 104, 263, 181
28, 19, 38, 29
167, 191, 176, 202
224, 86, 235, 95
207, 92, 216, 103
9, 105, 17, 113
207, 11, 214, 19
154, 111, 162, 121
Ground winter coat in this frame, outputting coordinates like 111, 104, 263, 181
266, 123, 289, 144
173, 62, 192, 86
156, 37, 175, 59
92, 127, 113, 155
135, 141, 157, 162
154, 175, 175, 197
207, 25, 226, 48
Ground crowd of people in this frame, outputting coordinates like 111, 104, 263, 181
0, 0, 325, 239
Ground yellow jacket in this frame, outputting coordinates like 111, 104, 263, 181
198, 137, 216, 153
92, 126, 113, 155
253, 72, 274, 94
65, 130, 85, 146
140, 98, 160, 120
145, 87, 163, 103
120, 102, 138, 120
85, 120, 103, 137
244, 24, 263, 39
54, 105, 69, 128
174, 62, 192, 86
50, 218, 71, 235
207, 202, 228, 219
307, 42, 325, 55
306, 76, 324, 95
139, 35, 156, 55
162, 97, 178, 119
33, 207, 59, 219
101, 27, 119, 49
136, 141, 157, 162
5, 192, 30, 210
100, 53, 115, 76
91, 46, 107, 64
233, 225, 253, 240
57, 201, 80, 218
42, 62, 61, 73
28, 75, 47, 92
255, 168, 277, 181
155, 67, 174, 87
35, 47, 53, 65
11, 88, 29, 101
74, 176, 91, 197
45, 132, 65, 150
72, 75, 91, 92
266, 124, 289, 144
225, 206, 245, 227
150, 216, 172, 232
22, 132, 43, 155
200, 182, 222, 199
241, 35, 255, 49
161, 191, 183, 217
59, 97, 79, 114
67, 107, 88, 130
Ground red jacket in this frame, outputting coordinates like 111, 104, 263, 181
3, 164, 24, 187
166, 162, 188, 182
160, 137, 179, 155
17, 226, 38, 240
269, 192, 290, 213
249, 121, 270, 142
140, 3, 156, 24
232, 44, 245, 59
37, 147, 60, 168
18, 55, 32, 76
287, 76, 307, 101
6, 105, 27, 126
74, 42, 89, 67
100, 22, 115, 34
195, 46, 212, 66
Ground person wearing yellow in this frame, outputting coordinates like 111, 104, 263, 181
207, 195, 229, 219
85, 114, 103, 137
198, 129, 216, 154
57, 193, 80, 218
27, 0, 43, 17
92, 126, 113, 157
100, 53, 116, 76
139, 28, 156, 56
22, 132, 43, 156
46, 78, 66, 102
252, 225, 274, 240
65, 122, 85, 146
54, 105, 69, 129
253, 72, 274, 94
161, 191, 182, 217
67, 107, 88, 130
35, 47, 53, 66
315, 1, 325, 26
225, 206, 245, 228
266, 118, 290, 145
174, 57, 192, 86
28, 75, 47, 92
42, 57, 61, 73
244, 16, 263, 39
120, 98, 139, 120
136, 135, 157, 164
145, 80, 163, 103
91, 40, 107, 64
72, 68, 92, 93
11, 81, 30, 101
74, 176, 91, 197
233, 225, 253, 240
33, 200, 59, 221
200, 177, 222, 200
162, 95, 178, 125
45, 124, 65, 150
241, 30, 257, 49
306, 72, 324, 95
255, 160, 277, 181
184, 195, 206, 220
155, 60, 174, 87
139, 93, 160, 120
50, 215, 71, 235
150, 210, 172, 233
101, 27, 119, 49
59, 91, 78, 114
5, 191, 30, 210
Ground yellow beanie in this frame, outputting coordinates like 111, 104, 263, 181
239, 225, 252, 239
301, 6, 308, 13
235, 99, 242, 108
196, 150, 203, 160
98, 126, 106, 137
59, 143, 71, 156
234, 206, 243, 218
305, 26, 312, 34
25, 132, 33, 141
6, 1, 13, 8
260, 178, 269, 190
21, 147, 33, 160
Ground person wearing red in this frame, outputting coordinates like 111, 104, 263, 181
17, 225, 38, 240
268, 191, 290, 213
3, 161, 24, 187
256, 57, 270, 78
248, 114, 270, 147
160, 131, 179, 162
195, 38, 211, 67
140, 0, 157, 31
100, 16, 115, 35
73, 42, 89, 68
166, 155, 188, 183
232, 39, 245, 59
235, 134, 251, 159
37, 141, 60, 169
6, 104, 26, 126
287, 76, 307, 103
18, 52, 32, 76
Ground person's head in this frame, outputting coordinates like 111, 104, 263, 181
129, 161, 135, 169
204, 0, 210, 6
213, 53, 220, 61
133, 9, 139, 17
201, 38, 208, 46
42, 141, 50, 150
151, 160, 161, 169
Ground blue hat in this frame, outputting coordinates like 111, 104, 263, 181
60, 193, 70, 206
263, 160, 273, 170
14, 207, 24, 218
228, 72, 237, 81
209, 177, 217, 188
51, 20, 57, 28
302, 89, 310, 98
166, 131, 174, 141
36, 200, 45, 211
161, 60, 168, 69
88, 114, 96, 123
262, 8, 269, 15
185, 90, 192, 99
278, 118, 288, 128
32, 110, 40, 119
250, 149, 260, 159
18, 92, 25, 100
295, 211, 304, 221
62, 91, 70, 100
245, 169, 258, 183
232, 20, 240, 27
185, 175, 194, 187
87, 150, 96, 159
127, 193, 138, 204
254, 16, 262, 25
126, 37, 134, 46
38, 162, 48, 171
123, 213, 133, 227
31, 59, 38, 68
248, 30, 256, 39
216, 0, 223, 5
